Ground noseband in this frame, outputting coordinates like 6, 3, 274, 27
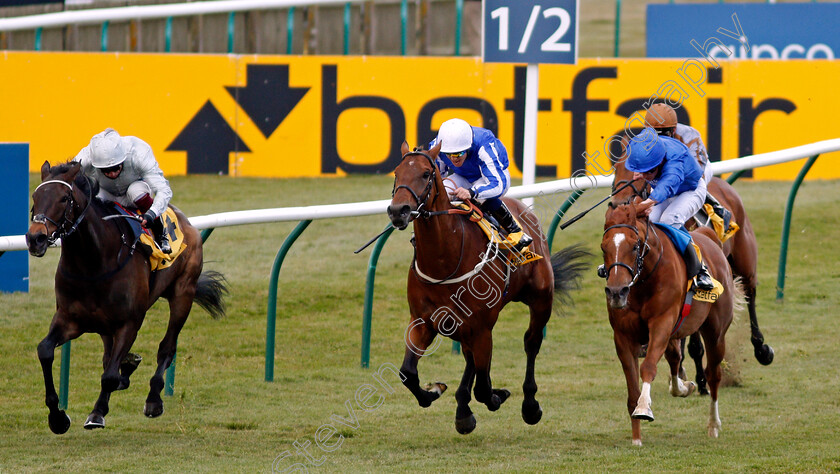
32, 177, 93, 244
603, 217, 661, 288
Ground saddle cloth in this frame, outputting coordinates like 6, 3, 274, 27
694, 203, 740, 243
111, 204, 187, 271
654, 223, 724, 303
453, 203, 543, 266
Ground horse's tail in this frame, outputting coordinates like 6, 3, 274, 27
194, 270, 229, 320
550, 243, 592, 307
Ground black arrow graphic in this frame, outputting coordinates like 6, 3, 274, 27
226, 64, 310, 139
167, 100, 250, 175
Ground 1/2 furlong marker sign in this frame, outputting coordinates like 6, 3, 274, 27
483, 0, 579, 64
483, 0, 578, 205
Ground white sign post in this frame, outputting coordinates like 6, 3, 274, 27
483, 0, 579, 206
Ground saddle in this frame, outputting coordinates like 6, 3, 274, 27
453, 202, 542, 267
110, 204, 187, 271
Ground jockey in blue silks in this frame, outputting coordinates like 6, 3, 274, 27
429, 118, 533, 250
625, 127, 715, 290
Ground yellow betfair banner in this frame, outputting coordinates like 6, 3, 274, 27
0, 53, 837, 180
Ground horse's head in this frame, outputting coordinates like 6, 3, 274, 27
387, 141, 443, 230
601, 202, 647, 309
26, 161, 90, 257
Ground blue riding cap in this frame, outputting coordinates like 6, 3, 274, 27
626, 128, 666, 173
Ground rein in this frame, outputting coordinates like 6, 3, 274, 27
34, 175, 138, 282
395, 149, 495, 285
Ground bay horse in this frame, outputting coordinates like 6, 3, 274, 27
25, 161, 228, 434
387, 141, 589, 434
611, 160, 773, 394
601, 201, 736, 445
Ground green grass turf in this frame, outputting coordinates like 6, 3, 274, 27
1, 173, 838, 472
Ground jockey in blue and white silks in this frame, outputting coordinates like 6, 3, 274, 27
625, 127, 714, 290
429, 118, 532, 250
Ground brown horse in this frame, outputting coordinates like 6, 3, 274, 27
601, 202, 736, 445
611, 160, 773, 394
25, 161, 227, 434
387, 141, 588, 434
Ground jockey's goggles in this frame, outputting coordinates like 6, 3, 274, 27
100, 164, 123, 174
448, 150, 467, 159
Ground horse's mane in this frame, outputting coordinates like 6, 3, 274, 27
51, 161, 100, 201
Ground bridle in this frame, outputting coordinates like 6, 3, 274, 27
391, 149, 439, 221
611, 178, 649, 204
602, 212, 662, 288
31, 177, 93, 245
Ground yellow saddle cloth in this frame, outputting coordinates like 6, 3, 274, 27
453, 203, 543, 267
685, 242, 724, 303
702, 203, 740, 243
139, 208, 187, 271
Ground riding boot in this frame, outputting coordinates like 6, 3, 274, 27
682, 243, 714, 291
490, 202, 533, 250
705, 193, 732, 232
150, 217, 172, 254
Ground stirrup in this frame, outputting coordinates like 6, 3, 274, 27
695, 268, 714, 291
507, 231, 533, 251
158, 237, 172, 254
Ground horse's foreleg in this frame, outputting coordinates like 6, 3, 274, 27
666, 339, 696, 397
37, 321, 77, 435
687, 332, 708, 395
101, 335, 141, 391
613, 332, 642, 445
745, 285, 774, 365
471, 330, 509, 412
145, 293, 193, 418
522, 301, 550, 425
400, 318, 445, 408
454, 349, 477, 435
633, 317, 673, 422
86, 324, 139, 430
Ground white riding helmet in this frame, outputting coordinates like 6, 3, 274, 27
89, 128, 127, 168
437, 118, 473, 154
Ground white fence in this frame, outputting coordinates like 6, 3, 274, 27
0, 0, 360, 32
1, 137, 838, 253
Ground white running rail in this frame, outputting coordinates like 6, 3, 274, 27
1, 138, 838, 252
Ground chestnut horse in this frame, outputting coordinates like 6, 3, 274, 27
26, 161, 227, 434
387, 141, 588, 434
602, 202, 736, 445
612, 161, 773, 394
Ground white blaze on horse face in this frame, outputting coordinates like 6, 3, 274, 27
611, 233, 626, 276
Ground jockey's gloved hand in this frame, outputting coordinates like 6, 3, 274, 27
141, 212, 155, 228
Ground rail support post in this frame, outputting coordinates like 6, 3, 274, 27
776, 154, 819, 302
266, 220, 312, 382
360, 224, 395, 368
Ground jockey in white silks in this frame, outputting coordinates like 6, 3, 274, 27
429, 118, 533, 250
74, 128, 174, 254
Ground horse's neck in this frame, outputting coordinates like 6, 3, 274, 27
60, 201, 119, 269
412, 193, 477, 266
641, 223, 682, 279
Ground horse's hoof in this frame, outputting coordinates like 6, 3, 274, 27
698, 385, 710, 396
631, 439, 643, 447
494, 389, 511, 405
631, 407, 654, 422
144, 402, 164, 418
685, 381, 697, 396
84, 413, 105, 430
755, 344, 774, 366
521, 400, 543, 425
708, 424, 721, 438
455, 414, 476, 435
48, 411, 71, 435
